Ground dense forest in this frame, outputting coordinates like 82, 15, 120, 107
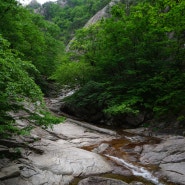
28, 0, 111, 43
52, 0, 185, 127
0, 0, 185, 136
0, 0, 67, 136
0, 0, 113, 136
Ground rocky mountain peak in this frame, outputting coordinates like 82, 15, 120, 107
85, 0, 121, 27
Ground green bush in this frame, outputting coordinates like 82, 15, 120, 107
55, 0, 185, 124
0, 35, 43, 136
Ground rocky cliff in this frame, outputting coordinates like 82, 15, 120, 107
66, 0, 121, 51
84, 0, 121, 27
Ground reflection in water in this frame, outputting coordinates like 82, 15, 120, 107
105, 155, 164, 185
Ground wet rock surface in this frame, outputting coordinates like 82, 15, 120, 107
140, 136, 185, 185
78, 176, 129, 185
0, 164, 22, 180
1, 94, 185, 185
77, 177, 145, 185
1, 120, 185, 185
0, 119, 115, 185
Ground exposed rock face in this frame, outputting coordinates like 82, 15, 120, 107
78, 176, 129, 185
129, 182, 144, 185
66, 0, 121, 51
0, 164, 22, 180
92, 143, 110, 154
29, 146, 112, 176
0, 119, 115, 185
85, 0, 121, 27
45, 88, 75, 114
78, 177, 145, 185
1, 118, 185, 185
2, 91, 185, 185
140, 136, 185, 185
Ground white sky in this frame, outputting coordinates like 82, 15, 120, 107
18, 0, 57, 5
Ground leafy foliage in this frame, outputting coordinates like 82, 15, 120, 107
0, 0, 66, 137
0, 35, 43, 136
29, 111, 65, 128
64, 81, 110, 107
51, 54, 94, 87
55, 0, 185, 123
29, 0, 111, 43
0, 0, 64, 78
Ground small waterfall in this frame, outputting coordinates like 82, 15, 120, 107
59, 90, 75, 99
105, 155, 164, 185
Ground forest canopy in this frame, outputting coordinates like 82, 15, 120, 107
0, 0, 115, 135
1, 0, 185, 134
28, 0, 111, 43
0, 0, 64, 135
53, 0, 185, 124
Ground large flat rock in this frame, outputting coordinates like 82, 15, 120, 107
78, 176, 129, 185
1, 120, 115, 185
140, 136, 185, 184
26, 121, 114, 182
0, 164, 22, 180
160, 162, 185, 185
29, 147, 112, 176
46, 119, 116, 147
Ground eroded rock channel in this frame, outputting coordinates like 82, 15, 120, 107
0, 96, 185, 185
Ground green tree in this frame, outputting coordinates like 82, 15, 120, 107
30, 0, 111, 43
54, 0, 185, 124
0, 0, 64, 75
0, 35, 43, 136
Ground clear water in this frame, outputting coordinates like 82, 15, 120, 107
105, 155, 164, 185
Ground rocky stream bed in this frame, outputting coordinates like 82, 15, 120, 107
0, 95, 185, 185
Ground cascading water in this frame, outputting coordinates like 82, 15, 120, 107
105, 155, 164, 185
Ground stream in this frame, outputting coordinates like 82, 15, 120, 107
0, 93, 184, 185
105, 154, 163, 185
75, 129, 177, 185
44, 94, 185, 185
